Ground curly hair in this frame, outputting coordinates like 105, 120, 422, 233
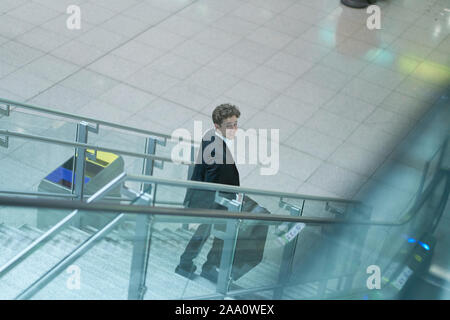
212, 103, 241, 126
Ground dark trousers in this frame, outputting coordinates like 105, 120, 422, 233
179, 223, 224, 269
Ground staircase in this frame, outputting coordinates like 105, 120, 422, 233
0, 221, 338, 300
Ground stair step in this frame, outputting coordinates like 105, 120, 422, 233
0, 219, 334, 300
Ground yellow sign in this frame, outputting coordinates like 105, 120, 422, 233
86, 149, 118, 168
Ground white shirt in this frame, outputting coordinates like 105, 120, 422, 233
214, 129, 232, 150
214, 129, 242, 203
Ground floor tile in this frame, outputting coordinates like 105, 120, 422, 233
112, 41, 165, 66
228, 38, 278, 64
328, 142, 385, 177
0, 14, 35, 39
0, 70, 53, 100
126, 66, 179, 96
264, 52, 315, 77
0, 41, 45, 68
379, 91, 433, 120
322, 92, 376, 123
283, 38, 331, 63
98, 83, 157, 114
6, 2, 60, 25
122, 2, 172, 25
59, 69, 119, 98
160, 81, 214, 112
244, 65, 297, 93
15, 27, 71, 53
341, 77, 392, 106
20, 54, 79, 82
301, 64, 353, 91
265, 95, 319, 126
347, 123, 400, 156
51, 40, 105, 66
230, 3, 276, 25
145, 53, 202, 80
358, 63, 407, 89
306, 162, 368, 199
136, 27, 187, 51
282, 3, 328, 24
185, 66, 240, 98
364, 107, 416, 138
262, 14, 310, 38
158, 14, 207, 37
304, 109, 360, 141
284, 78, 337, 107
100, 14, 149, 38
29, 84, 92, 113
206, 52, 258, 78
193, 27, 242, 51
171, 39, 222, 65
277, 145, 323, 182
285, 126, 343, 161
224, 80, 279, 110
240, 110, 299, 143
134, 98, 197, 129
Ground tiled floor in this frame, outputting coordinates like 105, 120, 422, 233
0, 0, 449, 203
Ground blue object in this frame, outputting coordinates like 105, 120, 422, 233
45, 167, 90, 186
418, 241, 430, 251
405, 237, 430, 250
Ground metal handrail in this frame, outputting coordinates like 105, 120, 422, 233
126, 174, 360, 204
0, 97, 200, 146
0, 195, 361, 225
1, 164, 447, 227
0, 129, 193, 165
0, 129, 374, 203
1, 167, 447, 300
15, 213, 127, 300
0, 175, 439, 228
0, 189, 148, 203
0, 172, 127, 278
0, 190, 75, 199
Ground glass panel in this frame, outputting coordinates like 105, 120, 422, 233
85, 126, 148, 177
0, 138, 76, 193
1, 143, 446, 300
143, 216, 226, 299
281, 223, 389, 300
0, 108, 79, 138
0, 207, 89, 299
152, 138, 198, 181
83, 126, 194, 190
28, 213, 134, 300
422, 144, 445, 194
0, 182, 150, 300
0, 109, 78, 165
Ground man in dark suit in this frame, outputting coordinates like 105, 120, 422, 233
175, 104, 241, 282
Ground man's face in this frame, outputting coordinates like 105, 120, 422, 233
215, 115, 238, 140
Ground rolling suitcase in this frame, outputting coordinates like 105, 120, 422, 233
230, 196, 270, 280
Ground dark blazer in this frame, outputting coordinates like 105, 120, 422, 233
184, 129, 240, 209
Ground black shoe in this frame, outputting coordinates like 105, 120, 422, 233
200, 265, 219, 283
175, 264, 197, 280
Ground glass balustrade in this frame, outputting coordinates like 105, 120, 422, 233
0, 160, 447, 300
0, 97, 196, 199
0, 97, 448, 300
